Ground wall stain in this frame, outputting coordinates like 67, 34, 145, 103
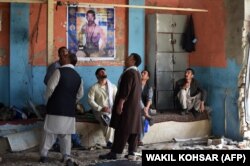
0, 48, 6, 58
224, 0, 244, 65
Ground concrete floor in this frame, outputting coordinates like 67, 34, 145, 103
0, 138, 249, 166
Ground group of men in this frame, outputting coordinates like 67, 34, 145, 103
40, 46, 208, 164
40, 46, 152, 164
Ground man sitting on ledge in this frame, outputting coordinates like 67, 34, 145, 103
174, 68, 208, 117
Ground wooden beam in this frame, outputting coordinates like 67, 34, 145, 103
47, 0, 54, 65
1, 0, 208, 12
73, 2, 208, 12
0, 0, 46, 3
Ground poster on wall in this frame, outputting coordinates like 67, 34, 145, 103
67, 6, 115, 61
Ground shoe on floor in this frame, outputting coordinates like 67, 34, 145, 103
125, 153, 136, 161
66, 159, 74, 166
106, 141, 113, 149
128, 154, 136, 161
138, 141, 144, 146
39, 156, 48, 163
99, 152, 117, 160
61, 154, 73, 163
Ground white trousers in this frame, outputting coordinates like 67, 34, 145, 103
40, 131, 71, 159
177, 89, 201, 111
93, 111, 114, 143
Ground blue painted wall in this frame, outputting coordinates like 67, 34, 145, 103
192, 59, 242, 140
10, 4, 31, 108
129, 0, 145, 71
0, 67, 9, 106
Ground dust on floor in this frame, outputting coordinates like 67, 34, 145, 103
0, 137, 249, 166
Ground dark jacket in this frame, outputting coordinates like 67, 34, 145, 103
141, 82, 153, 107
174, 78, 207, 108
110, 69, 142, 134
181, 15, 196, 52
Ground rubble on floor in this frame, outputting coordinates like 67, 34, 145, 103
0, 136, 249, 166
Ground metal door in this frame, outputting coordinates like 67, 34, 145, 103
156, 14, 187, 33
157, 91, 174, 110
156, 14, 173, 33
156, 33, 173, 52
173, 53, 188, 71
156, 53, 173, 71
172, 15, 187, 33
156, 71, 173, 90
172, 33, 185, 52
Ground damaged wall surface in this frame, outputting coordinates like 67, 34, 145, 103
192, 0, 244, 140
238, 0, 250, 139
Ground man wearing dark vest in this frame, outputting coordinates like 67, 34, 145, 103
44, 47, 84, 151
40, 53, 83, 164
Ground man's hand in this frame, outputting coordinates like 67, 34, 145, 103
101, 107, 111, 113
199, 102, 205, 112
143, 107, 150, 117
182, 81, 190, 90
116, 99, 125, 115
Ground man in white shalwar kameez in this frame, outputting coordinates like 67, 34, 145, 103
88, 67, 117, 148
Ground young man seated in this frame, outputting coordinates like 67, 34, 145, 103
174, 68, 209, 117
88, 68, 117, 148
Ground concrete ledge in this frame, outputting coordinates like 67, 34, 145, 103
143, 119, 211, 144
76, 119, 211, 147
0, 115, 211, 150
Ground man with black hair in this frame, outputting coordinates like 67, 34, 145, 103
174, 68, 207, 116
40, 53, 83, 164
99, 53, 142, 160
44, 46, 68, 85
43, 49, 84, 152
139, 69, 155, 146
88, 67, 117, 148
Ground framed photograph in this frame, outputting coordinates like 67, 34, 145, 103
67, 6, 115, 61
